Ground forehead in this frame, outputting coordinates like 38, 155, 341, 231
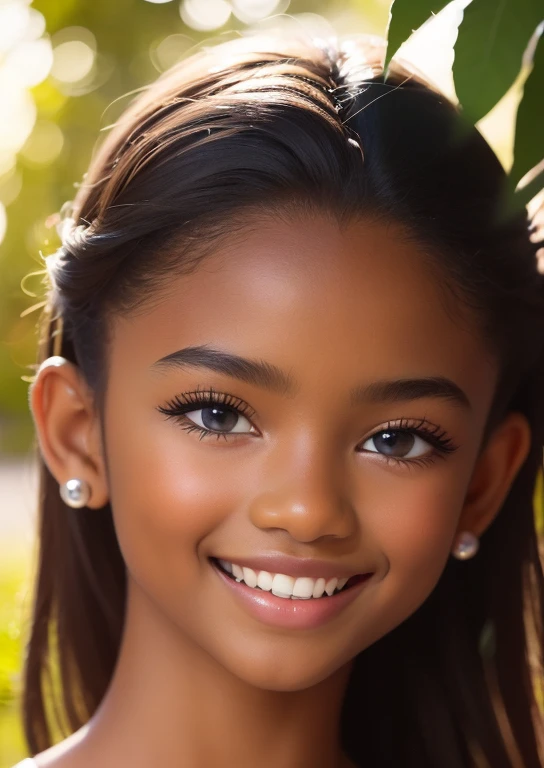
109, 214, 497, 411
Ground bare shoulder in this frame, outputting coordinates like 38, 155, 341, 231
10, 755, 74, 768
10, 747, 76, 768
13, 727, 91, 767
10, 753, 77, 768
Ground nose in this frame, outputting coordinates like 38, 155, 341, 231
248, 447, 358, 543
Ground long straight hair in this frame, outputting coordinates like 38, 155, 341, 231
21, 33, 544, 766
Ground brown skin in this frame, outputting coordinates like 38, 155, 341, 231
30, 213, 531, 768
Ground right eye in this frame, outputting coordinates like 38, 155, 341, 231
157, 388, 259, 441
183, 405, 255, 435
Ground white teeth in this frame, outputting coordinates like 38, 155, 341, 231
271, 573, 295, 598
217, 559, 352, 599
257, 570, 273, 591
312, 578, 326, 598
232, 563, 244, 581
292, 577, 315, 599
242, 567, 258, 588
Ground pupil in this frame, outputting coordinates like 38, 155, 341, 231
201, 407, 238, 432
374, 431, 414, 456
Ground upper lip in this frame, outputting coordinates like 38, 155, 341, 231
212, 554, 368, 580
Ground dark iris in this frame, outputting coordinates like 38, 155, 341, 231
201, 407, 238, 432
373, 431, 415, 456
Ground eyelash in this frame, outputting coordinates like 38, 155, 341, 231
157, 388, 459, 468
157, 387, 257, 432
373, 417, 458, 468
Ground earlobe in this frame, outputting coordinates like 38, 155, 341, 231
29, 356, 109, 509
455, 411, 532, 546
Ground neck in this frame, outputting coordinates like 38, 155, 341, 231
57, 578, 357, 768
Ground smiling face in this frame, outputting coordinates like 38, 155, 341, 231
96, 212, 499, 690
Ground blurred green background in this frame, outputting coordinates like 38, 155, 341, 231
0, 0, 530, 764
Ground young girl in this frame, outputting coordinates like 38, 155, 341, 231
13, 31, 544, 768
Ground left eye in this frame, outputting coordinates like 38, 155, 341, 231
360, 430, 430, 459
184, 406, 254, 434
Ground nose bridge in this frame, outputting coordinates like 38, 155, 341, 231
248, 430, 357, 542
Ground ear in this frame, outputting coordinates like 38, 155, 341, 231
29, 356, 109, 509
456, 411, 532, 540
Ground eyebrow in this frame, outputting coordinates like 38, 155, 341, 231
152, 345, 472, 410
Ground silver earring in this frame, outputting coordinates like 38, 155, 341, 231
452, 531, 479, 560
60, 478, 91, 508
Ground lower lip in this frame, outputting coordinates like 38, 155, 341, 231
211, 560, 373, 630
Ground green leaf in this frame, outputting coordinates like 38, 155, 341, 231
384, 0, 452, 73
453, 0, 542, 122
510, 29, 544, 191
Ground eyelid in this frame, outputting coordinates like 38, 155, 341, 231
358, 417, 459, 454
156, 387, 260, 442
157, 387, 257, 421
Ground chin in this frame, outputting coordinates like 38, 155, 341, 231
217, 642, 353, 692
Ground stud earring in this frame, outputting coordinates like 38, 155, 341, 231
60, 478, 91, 508
452, 531, 479, 560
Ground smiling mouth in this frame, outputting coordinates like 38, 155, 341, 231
210, 557, 370, 600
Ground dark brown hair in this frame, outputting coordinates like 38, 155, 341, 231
22, 33, 544, 767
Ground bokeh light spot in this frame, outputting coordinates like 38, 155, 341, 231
231, 0, 283, 23
51, 39, 95, 83
0, 82, 36, 154
0, 2, 29, 54
0, 168, 23, 207
180, 0, 232, 31
0, 202, 7, 246
20, 120, 64, 168
5, 38, 53, 88
150, 33, 194, 72
26, 8, 47, 41
0, 151, 16, 177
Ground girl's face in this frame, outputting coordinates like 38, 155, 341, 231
101, 212, 499, 690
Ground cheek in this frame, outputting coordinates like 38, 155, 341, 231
102, 402, 244, 586
364, 465, 466, 621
